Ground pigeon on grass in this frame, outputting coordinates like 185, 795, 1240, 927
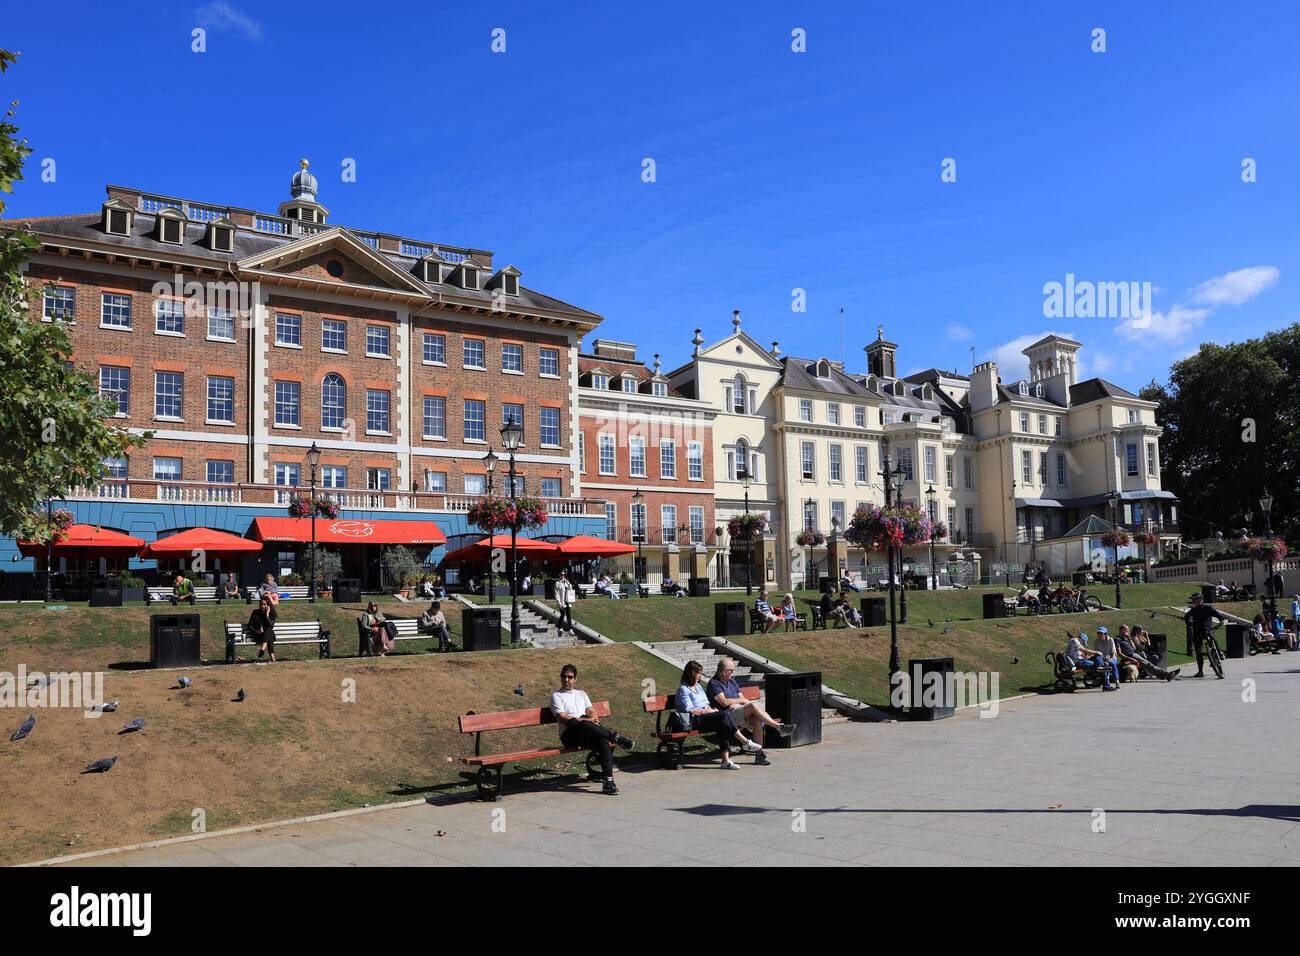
236, 689, 246, 702
119, 718, 145, 734
84, 756, 118, 774
514, 684, 525, 697
176, 677, 192, 689
100, 701, 119, 713
10, 713, 34, 741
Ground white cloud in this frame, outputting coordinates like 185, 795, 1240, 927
194, 2, 264, 40
1187, 266, 1279, 307
945, 323, 972, 341
1117, 304, 1209, 343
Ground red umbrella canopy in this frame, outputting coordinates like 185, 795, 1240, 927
17, 524, 145, 558
139, 527, 263, 559
550, 535, 637, 559
443, 535, 557, 563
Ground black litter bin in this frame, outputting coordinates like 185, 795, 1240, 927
151, 613, 201, 668
89, 578, 123, 607
819, 576, 835, 594
462, 605, 502, 651
982, 592, 1006, 619
1146, 632, 1168, 670
1200, 584, 1217, 604
688, 577, 710, 598
1185, 619, 1195, 657
763, 671, 822, 747
333, 578, 362, 603
1072, 571, 1089, 586
909, 656, 956, 720
1223, 623, 1250, 659
714, 601, 746, 637
860, 596, 886, 626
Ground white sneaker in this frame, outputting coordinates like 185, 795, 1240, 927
720, 759, 742, 770
741, 739, 763, 754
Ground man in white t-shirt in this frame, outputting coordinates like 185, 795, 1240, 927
550, 664, 634, 795
1063, 630, 1115, 691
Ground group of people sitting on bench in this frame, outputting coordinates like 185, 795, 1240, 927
1063, 624, 1180, 690
753, 590, 800, 632
1251, 612, 1297, 651
819, 590, 863, 627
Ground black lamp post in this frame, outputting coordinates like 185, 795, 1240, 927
925, 484, 938, 591
1107, 492, 1122, 609
484, 449, 498, 605
307, 442, 321, 602
1244, 506, 1256, 601
738, 466, 754, 595
44, 474, 60, 604
1260, 489, 1277, 622
879, 453, 905, 705
804, 497, 816, 590
632, 488, 645, 589
500, 416, 524, 644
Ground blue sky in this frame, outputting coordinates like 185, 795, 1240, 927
5, 0, 1298, 391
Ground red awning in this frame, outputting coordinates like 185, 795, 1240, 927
139, 527, 264, 559
17, 524, 146, 558
549, 535, 637, 559
443, 534, 558, 563
248, 517, 446, 546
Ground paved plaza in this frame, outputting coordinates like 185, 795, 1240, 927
58, 653, 1300, 867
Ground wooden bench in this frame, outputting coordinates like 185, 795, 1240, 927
749, 607, 806, 633
147, 586, 221, 605
245, 585, 311, 604
356, 616, 453, 655
808, 604, 828, 630
644, 685, 761, 769
224, 619, 331, 663
459, 701, 612, 800
1045, 651, 1106, 693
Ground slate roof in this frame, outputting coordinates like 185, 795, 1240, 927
1069, 378, 1140, 404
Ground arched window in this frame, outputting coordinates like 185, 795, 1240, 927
322, 373, 346, 430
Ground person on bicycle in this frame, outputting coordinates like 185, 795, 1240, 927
1183, 593, 1229, 678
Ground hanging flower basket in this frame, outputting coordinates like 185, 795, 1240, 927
930, 521, 948, 543
315, 497, 339, 519
795, 529, 825, 548
1133, 530, 1158, 546
727, 514, 768, 539
1100, 530, 1131, 549
287, 494, 311, 518
843, 503, 934, 552
1247, 537, 1288, 562
466, 494, 549, 533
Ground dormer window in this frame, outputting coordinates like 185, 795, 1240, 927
652, 381, 668, 397
486, 265, 521, 297
621, 376, 638, 394
418, 258, 443, 283
102, 199, 135, 237
592, 373, 609, 390
816, 358, 832, 378
461, 267, 479, 291
504, 274, 518, 296
893, 381, 906, 397
1018, 381, 1029, 396
865, 375, 878, 392
1034, 383, 1044, 398
207, 217, 235, 253
921, 384, 933, 401
155, 208, 187, 245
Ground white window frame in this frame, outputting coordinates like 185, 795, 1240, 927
660, 439, 676, 479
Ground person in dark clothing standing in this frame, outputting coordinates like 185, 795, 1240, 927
550, 664, 634, 795
1183, 593, 1228, 678
248, 595, 278, 662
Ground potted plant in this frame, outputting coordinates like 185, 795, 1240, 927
530, 572, 548, 596
381, 545, 421, 596
114, 571, 147, 603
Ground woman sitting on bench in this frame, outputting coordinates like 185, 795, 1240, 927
361, 601, 394, 657
551, 664, 633, 796
248, 595, 277, 662
674, 660, 764, 770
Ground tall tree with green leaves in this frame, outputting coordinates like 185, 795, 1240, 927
1139, 324, 1299, 543
0, 49, 145, 542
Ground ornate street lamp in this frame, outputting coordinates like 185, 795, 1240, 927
878, 452, 906, 706
306, 442, 321, 602
484, 449, 498, 605
738, 466, 754, 596
632, 488, 645, 589
925, 484, 938, 591
1260, 490, 1277, 622
1107, 492, 1122, 609
500, 415, 524, 644
804, 496, 817, 590
1244, 506, 1256, 601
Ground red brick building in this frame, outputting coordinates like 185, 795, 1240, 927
4, 163, 609, 585
576, 340, 717, 583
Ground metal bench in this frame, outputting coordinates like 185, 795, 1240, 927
459, 701, 612, 800
224, 619, 331, 663
147, 585, 221, 605
1046, 651, 1106, 693
644, 686, 761, 768
749, 607, 806, 633
245, 585, 311, 604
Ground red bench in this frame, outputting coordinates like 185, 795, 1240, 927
643, 684, 760, 768
459, 701, 612, 801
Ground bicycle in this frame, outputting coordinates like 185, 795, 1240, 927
1201, 620, 1226, 679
